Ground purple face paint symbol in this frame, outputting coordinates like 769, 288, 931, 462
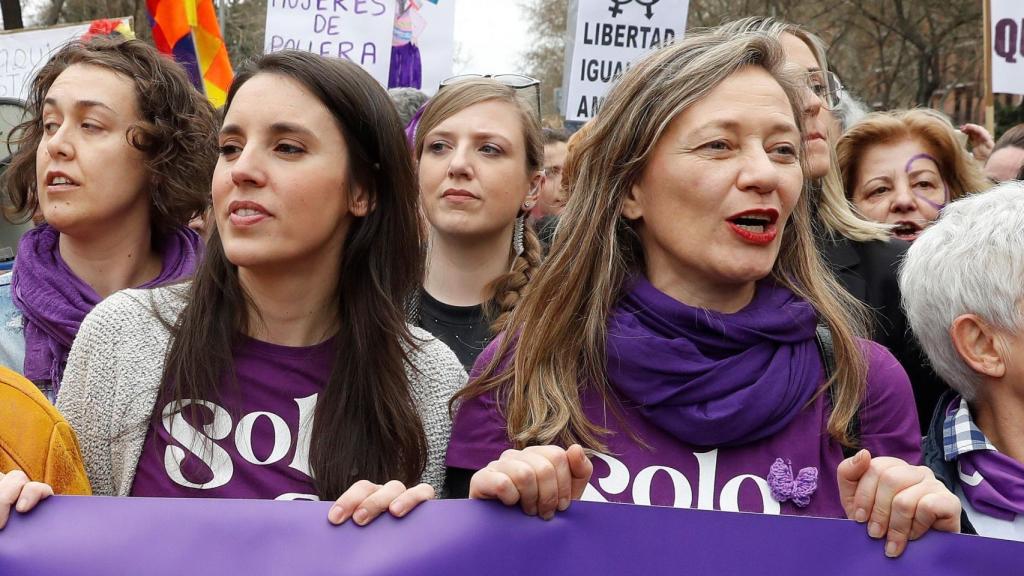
904, 152, 948, 211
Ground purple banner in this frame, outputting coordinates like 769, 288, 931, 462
1, 496, 1020, 574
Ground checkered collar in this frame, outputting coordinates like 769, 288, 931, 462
942, 396, 997, 462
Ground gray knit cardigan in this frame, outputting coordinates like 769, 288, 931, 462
56, 284, 468, 497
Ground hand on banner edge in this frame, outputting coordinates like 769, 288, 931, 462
468, 444, 593, 520
327, 480, 435, 527
0, 470, 53, 530
837, 449, 961, 559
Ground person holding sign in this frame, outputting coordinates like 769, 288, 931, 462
0, 51, 466, 528
410, 77, 544, 371
0, 38, 217, 402
445, 29, 961, 558
902, 182, 1024, 541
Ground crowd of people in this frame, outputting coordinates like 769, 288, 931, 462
2, 14, 1023, 557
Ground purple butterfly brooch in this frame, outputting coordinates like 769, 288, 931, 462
767, 458, 818, 508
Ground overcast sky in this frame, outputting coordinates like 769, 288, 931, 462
453, 0, 533, 75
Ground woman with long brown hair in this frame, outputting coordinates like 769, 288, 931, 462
2, 51, 466, 526
446, 29, 960, 557
411, 77, 544, 371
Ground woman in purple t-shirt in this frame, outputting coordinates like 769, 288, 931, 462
1, 52, 467, 528
444, 29, 961, 558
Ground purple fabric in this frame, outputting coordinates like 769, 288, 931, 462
130, 335, 335, 499
389, 42, 422, 89
1, 496, 1019, 575
606, 277, 820, 446
448, 281, 921, 518
958, 449, 1024, 522
767, 458, 818, 508
405, 103, 426, 149
11, 224, 201, 390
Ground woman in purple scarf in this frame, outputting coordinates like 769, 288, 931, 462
443, 29, 961, 557
903, 182, 1024, 541
0, 38, 217, 400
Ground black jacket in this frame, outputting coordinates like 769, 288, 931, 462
922, 389, 977, 535
818, 235, 950, 433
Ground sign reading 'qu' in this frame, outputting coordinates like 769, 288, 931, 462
994, 19, 1024, 63
608, 0, 660, 19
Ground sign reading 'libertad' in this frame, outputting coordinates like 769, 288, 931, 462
563, 0, 689, 122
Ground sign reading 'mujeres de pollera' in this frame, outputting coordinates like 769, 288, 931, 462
264, 0, 396, 85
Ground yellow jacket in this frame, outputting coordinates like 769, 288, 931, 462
0, 366, 90, 494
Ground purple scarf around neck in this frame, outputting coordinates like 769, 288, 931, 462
605, 276, 821, 447
11, 223, 202, 391
958, 446, 1024, 522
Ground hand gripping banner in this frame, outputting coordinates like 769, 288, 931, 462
1, 496, 1020, 575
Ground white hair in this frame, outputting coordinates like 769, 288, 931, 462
900, 181, 1024, 400
834, 89, 870, 132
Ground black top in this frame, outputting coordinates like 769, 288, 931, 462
416, 289, 493, 372
922, 389, 976, 535
818, 234, 949, 433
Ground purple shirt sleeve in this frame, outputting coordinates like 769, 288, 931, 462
445, 340, 513, 470
857, 340, 923, 465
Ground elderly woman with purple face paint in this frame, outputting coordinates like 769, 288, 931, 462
837, 109, 990, 242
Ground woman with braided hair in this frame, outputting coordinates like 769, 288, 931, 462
412, 78, 544, 371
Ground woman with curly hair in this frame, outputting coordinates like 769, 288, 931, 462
0, 37, 218, 400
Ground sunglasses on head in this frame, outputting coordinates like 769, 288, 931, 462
439, 74, 542, 119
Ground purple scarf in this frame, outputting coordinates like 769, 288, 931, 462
11, 224, 202, 390
958, 449, 1024, 522
606, 276, 821, 447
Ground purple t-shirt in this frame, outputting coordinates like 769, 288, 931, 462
447, 340, 921, 519
131, 336, 335, 500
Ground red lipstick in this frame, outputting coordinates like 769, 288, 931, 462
726, 208, 779, 246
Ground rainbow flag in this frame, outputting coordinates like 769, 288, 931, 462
147, 0, 233, 107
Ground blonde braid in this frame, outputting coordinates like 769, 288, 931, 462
486, 222, 543, 334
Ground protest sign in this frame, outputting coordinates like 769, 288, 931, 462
991, 0, 1024, 95
264, 0, 396, 85
562, 0, 689, 122
388, 1, 454, 94
0, 20, 129, 100
2, 496, 1020, 575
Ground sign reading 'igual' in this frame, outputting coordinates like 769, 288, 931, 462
563, 0, 689, 122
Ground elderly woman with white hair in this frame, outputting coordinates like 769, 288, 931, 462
902, 181, 1024, 540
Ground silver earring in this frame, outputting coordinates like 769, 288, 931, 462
513, 214, 525, 256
